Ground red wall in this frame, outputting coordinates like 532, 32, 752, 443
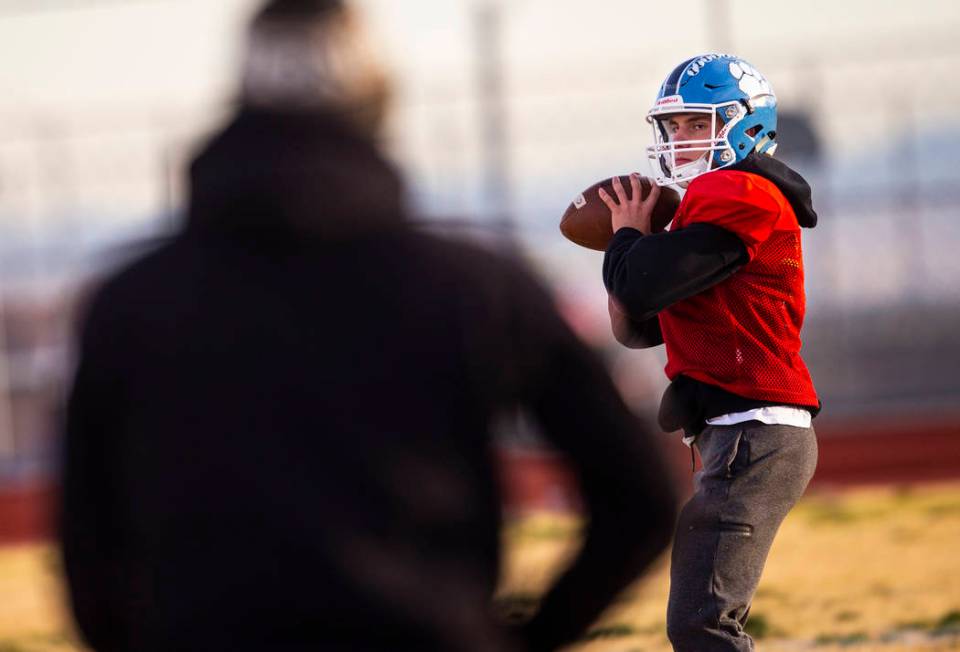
3, 415, 958, 544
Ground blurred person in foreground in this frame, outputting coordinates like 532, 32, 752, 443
59, 1, 677, 651
600, 54, 820, 651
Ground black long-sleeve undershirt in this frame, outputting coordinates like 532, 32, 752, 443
602, 223, 748, 346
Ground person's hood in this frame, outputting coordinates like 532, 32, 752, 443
187, 109, 405, 239
730, 152, 818, 228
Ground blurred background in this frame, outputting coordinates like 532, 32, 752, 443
2, 0, 959, 498
1, 0, 960, 577
1, 1, 960, 650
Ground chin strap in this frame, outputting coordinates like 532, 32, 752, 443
665, 156, 710, 186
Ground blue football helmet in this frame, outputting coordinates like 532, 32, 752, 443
646, 54, 777, 187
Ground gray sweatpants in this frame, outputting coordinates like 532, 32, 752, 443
667, 422, 818, 652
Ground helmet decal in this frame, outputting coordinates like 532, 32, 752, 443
656, 94, 684, 108
728, 61, 772, 99
683, 53, 734, 82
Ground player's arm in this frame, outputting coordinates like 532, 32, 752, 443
602, 223, 747, 321
598, 172, 747, 323
608, 294, 663, 348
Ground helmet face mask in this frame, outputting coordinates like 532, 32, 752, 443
646, 54, 778, 187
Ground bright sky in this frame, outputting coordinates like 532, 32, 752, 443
1, 0, 958, 114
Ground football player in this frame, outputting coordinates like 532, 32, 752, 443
600, 53, 821, 652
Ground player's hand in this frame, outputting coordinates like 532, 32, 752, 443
598, 173, 661, 236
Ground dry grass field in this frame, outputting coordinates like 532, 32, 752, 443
1, 483, 959, 651
0, 544, 82, 652
499, 482, 960, 651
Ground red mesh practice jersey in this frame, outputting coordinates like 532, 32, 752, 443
659, 170, 819, 408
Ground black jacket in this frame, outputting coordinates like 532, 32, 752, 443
60, 110, 677, 652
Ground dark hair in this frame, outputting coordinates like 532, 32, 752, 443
253, 0, 344, 22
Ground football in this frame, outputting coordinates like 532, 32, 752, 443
559, 176, 681, 251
